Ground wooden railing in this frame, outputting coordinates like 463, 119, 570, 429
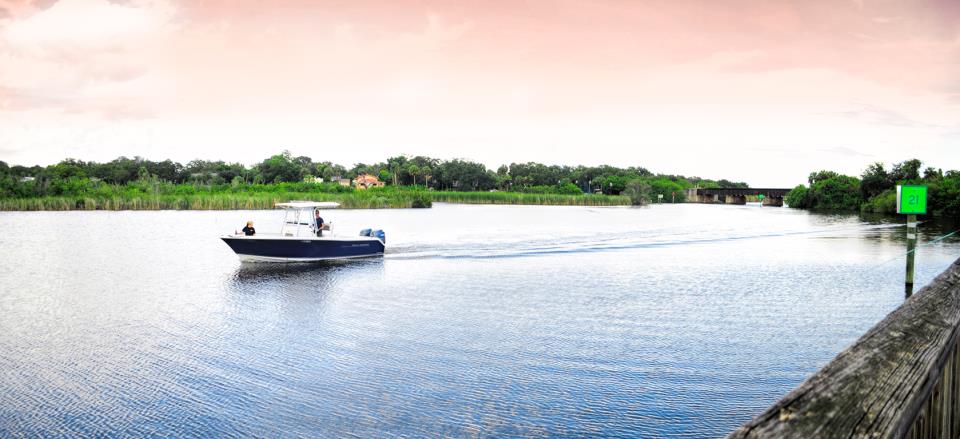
728, 258, 960, 438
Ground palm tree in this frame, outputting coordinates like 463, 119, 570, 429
407, 164, 420, 186
421, 166, 432, 188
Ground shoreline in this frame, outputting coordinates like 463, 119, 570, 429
0, 191, 632, 211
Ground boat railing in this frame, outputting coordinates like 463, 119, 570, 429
280, 221, 334, 237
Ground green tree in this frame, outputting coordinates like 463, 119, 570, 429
623, 179, 651, 205
929, 171, 960, 219
785, 185, 809, 208
808, 170, 839, 186
407, 163, 420, 186
386, 155, 408, 185
647, 177, 685, 202
436, 159, 494, 191
923, 167, 942, 181
316, 162, 347, 181
598, 175, 627, 195
809, 175, 861, 211
257, 151, 303, 183
860, 162, 890, 200
93, 156, 139, 184
421, 166, 433, 188
146, 159, 184, 182
717, 179, 748, 188
294, 155, 314, 177
890, 159, 922, 183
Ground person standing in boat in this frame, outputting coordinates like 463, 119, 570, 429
241, 221, 256, 236
314, 209, 324, 237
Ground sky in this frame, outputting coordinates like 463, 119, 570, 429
0, 0, 958, 186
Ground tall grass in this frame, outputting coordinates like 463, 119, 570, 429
0, 189, 628, 211
431, 191, 629, 206
0, 192, 421, 211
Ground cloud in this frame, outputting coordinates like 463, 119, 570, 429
0, 0, 957, 184
871, 16, 901, 24
0, 0, 176, 117
744, 146, 803, 154
821, 105, 949, 128
0, 0, 31, 21
30, 0, 57, 10
0, 85, 63, 109
942, 122, 960, 139
5, 0, 173, 46
816, 146, 873, 157
745, 145, 872, 158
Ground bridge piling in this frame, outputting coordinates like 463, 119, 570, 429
700, 194, 718, 203
686, 188, 791, 205
761, 197, 784, 207
725, 195, 747, 205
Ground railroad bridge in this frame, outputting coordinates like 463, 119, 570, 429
684, 188, 791, 207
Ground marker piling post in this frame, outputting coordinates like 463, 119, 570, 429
905, 214, 917, 297
897, 185, 927, 298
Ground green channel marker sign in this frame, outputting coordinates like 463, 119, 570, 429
897, 185, 928, 215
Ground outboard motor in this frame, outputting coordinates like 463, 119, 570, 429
373, 230, 386, 244
359, 228, 372, 237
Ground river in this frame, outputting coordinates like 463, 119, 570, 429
1, 203, 958, 437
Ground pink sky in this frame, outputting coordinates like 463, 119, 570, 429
0, 0, 958, 186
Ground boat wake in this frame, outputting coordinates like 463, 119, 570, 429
385, 223, 900, 260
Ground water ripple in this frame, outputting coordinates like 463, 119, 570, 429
0, 206, 956, 437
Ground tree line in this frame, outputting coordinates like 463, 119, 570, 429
785, 159, 960, 218
0, 151, 748, 201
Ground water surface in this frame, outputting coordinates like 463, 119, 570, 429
1, 203, 958, 437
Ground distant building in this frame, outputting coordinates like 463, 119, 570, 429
353, 173, 385, 189
303, 176, 324, 184
337, 178, 351, 187
19, 176, 35, 183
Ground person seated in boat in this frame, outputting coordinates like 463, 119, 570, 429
241, 221, 256, 236
315, 209, 324, 237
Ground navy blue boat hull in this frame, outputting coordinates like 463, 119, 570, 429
221, 236, 385, 262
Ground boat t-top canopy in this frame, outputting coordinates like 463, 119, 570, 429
275, 201, 340, 209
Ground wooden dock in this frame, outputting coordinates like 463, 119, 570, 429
728, 258, 960, 438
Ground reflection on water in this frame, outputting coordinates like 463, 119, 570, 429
229, 259, 384, 285
0, 204, 958, 437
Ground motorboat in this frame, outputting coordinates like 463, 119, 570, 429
221, 201, 386, 262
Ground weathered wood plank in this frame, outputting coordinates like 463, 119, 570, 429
728, 258, 960, 438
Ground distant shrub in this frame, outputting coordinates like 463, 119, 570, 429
809, 175, 860, 211
860, 189, 896, 214
785, 185, 809, 208
410, 191, 432, 208
623, 179, 651, 206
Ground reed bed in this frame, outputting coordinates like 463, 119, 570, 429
0, 192, 420, 211
431, 191, 629, 206
0, 190, 628, 211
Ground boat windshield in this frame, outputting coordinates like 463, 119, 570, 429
277, 202, 339, 237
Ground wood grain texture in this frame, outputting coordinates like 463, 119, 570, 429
728, 258, 960, 438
